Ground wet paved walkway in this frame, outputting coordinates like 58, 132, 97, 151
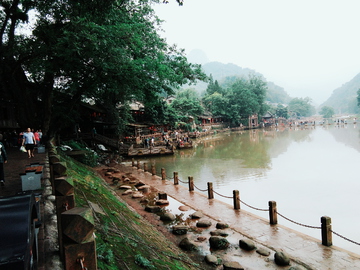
119, 163, 360, 270
0, 145, 47, 197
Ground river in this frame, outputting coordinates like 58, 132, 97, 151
137, 124, 360, 255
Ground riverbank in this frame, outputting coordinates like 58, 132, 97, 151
97, 160, 360, 270
3, 144, 360, 269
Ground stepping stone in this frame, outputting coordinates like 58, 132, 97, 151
122, 190, 133, 195
137, 184, 150, 190
209, 236, 229, 250
216, 222, 229, 229
160, 212, 175, 221
119, 185, 131, 189
204, 254, 219, 265
239, 239, 256, 251
132, 192, 144, 198
190, 211, 203, 219
274, 251, 290, 266
196, 220, 212, 228
179, 205, 190, 211
210, 229, 229, 237
256, 247, 270, 256
172, 225, 188, 235
179, 237, 198, 251
223, 261, 244, 270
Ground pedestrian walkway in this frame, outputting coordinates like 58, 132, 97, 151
0, 146, 48, 270
0, 146, 47, 197
121, 164, 360, 270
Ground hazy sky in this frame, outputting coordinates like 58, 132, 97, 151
153, 0, 360, 105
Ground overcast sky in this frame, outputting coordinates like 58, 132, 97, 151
153, 0, 360, 105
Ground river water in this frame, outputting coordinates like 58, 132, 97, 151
142, 124, 360, 255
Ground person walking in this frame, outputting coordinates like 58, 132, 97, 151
34, 130, 40, 146
0, 141, 7, 186
22, 128, 36, 158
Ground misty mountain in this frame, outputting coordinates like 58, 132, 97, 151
190, 61, 292, 104
320, 73, 360, 114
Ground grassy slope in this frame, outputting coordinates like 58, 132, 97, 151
60, 153, 199, 270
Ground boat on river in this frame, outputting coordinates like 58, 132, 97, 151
127, 145, 174, 157
175, 141, 193, 149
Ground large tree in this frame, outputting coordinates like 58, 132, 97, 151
319, 106, 335, 119
0, 0, 206, 136
170, 88, 204, 122
224, 76, 267, 125
288, 97, 315, 117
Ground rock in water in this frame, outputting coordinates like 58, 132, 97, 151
179, 237, 198, 251
160, 212, 176, 221
196, 220, 212, 228
274, 251, 290, 266
209, 236, 230, 250
239, 239, 256, 251
223, 261, 244, 270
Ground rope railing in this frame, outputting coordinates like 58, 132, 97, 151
239, 199, 268, 212
276, 211, 321, 229
178, 178, 188, 184
134, 163, 360, 248
213, 189, 232, 199
331, 230, 360, 246
193, 183, 208, 192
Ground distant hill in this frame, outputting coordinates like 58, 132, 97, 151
320, 73, 360, 114
190, 61, 292, 104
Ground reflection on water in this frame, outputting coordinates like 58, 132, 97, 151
143, 124, 360, 254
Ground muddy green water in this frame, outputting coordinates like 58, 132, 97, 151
142, 124, 360, 255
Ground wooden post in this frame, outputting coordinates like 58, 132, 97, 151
161, 168, 166, 180
233, 190, 240, 210
132, 158, 135, 167
207, 182, 214, 199
136, 160, 140, 169
321, 216, 332, 246
61, 207, 97, 270
188, 176, 194, 191
151, 164, 156, 175
144, 163, 148, 172
269, 201, 278, 225
174, 172, 179, 185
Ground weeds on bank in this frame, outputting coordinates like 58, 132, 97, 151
59, 152, 199, 270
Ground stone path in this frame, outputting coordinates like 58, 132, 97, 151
116, 163, 360, 270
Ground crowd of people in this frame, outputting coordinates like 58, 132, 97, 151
0, 128, 43, 149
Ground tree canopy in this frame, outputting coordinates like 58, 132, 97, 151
319, 106, 335, 119
0, 0, 206, 136
202, 75, 268, 125
288, 97, 315, 118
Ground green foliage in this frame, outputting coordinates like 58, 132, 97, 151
203, 92, 228, 116
275, 104, 289, 118
59, 152, 198, 269
319, 106, 335, 118
202, 75, 268, 125
0, 0, 206, 136
170, 89, 204, 120
135, 254, 155, 269
321, 73, 360, 114
288, 97, 315, 117
62, 140, 98, 167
